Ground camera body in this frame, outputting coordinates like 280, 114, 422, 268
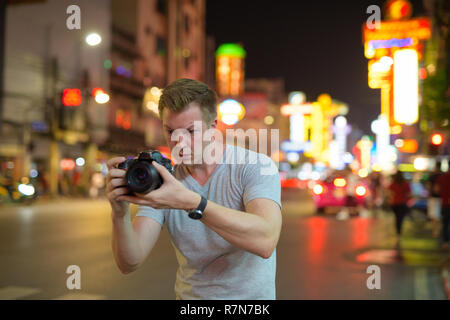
118, 150, 174, 194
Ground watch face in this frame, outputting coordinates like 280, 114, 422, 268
188, 210, 203, 220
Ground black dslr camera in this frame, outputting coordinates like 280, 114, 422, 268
118, 150, 174, 194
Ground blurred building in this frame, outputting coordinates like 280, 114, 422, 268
0, 0, 206, 196
1, 0, 111, 194
204, 34, 216, 90
217, 77, 288, 158
244, 78, 289, 144
105, 0, 206, 155
420, 0, 449, 152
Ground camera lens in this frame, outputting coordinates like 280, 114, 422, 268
126, 161, 161, 193
135, 168, 148, 184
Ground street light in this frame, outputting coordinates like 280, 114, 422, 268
92, 88, 110, 104
85, 32, 102, 46
431, 133, 443, 146
413, 157, 428, 171
76, 157, 85, 167
94, 92, 109, 104
217, 99, 245, 126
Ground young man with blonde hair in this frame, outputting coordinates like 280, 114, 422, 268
106, 78, 282, 299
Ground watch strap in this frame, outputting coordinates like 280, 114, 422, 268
196, 195, 207, 212
188, 195, 207, 220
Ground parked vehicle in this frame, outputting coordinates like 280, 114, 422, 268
311, 174, 369, 215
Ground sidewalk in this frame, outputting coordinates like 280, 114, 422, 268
0, 194, 106, 206
398, 213, 450, 300
281, 199, 316, 217
443, 258, 450, 300
0, 195, 110, 215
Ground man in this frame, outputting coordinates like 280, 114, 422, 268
106, 78, 282, 299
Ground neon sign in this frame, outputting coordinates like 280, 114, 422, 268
363, 18, 431, 42
368, 37, 413, 49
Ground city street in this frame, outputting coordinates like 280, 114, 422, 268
0, 196, 448, 300
1, 0, 449, 305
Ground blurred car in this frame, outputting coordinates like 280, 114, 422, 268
311, 175, 369, 215
281, 177, 308, 189
280, 177, 315, 206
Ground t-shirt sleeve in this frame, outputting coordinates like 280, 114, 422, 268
241, 153, 281, 209
136, 205, 166, 228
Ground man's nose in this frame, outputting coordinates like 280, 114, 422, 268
178, 131, 192, 143
175, 135, 189, 149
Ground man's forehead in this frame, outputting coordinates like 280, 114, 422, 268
162, 102, 204, 128
163, 122, 196, 130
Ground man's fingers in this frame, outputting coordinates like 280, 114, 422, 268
108, 168, 126, 179
107, 157, 126, 170
153, 162, 173, 181
110, 178, 126, 188
107, 187, 129, 200
117, 195, 148, 205
107, 178, 126, 192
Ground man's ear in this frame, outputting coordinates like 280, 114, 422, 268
209, 117, 218, 129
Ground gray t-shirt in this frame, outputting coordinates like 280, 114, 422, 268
137, 144, 281, 300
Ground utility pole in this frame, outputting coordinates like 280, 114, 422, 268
48, 58, 60, 197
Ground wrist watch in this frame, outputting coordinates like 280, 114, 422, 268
188, 195, 207, 220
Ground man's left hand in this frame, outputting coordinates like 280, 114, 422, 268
117, 162, 201, 210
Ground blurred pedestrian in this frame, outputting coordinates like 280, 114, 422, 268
72, 169, 82, 196
426, 162, 441, 238
387, 171, 411, 246
436, 169, 450, 251
409, 172, 428, 219
368, 171, 382, 218
337, 167, 358, 220
36, 165, 49, 196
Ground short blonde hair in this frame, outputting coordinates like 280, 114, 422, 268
158, 78, 217, 124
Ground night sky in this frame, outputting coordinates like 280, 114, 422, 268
206, 0, 426, 134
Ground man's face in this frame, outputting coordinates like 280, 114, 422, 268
162, 102, 216, 165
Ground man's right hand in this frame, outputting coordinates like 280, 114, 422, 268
106, 157, 130, 218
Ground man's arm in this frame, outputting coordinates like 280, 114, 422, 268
117, 162, 282, 259
111, 213, 162, 274
200, 198, 282, 259
120, 193, 281, 259
107, 157, 162, 274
